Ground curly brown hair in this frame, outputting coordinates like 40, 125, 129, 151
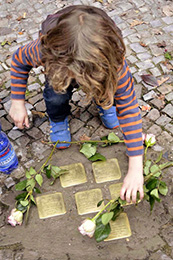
40, 5, 125, 109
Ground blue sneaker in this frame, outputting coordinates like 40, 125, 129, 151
49, 117, 71, 149
97, 106, 119, 129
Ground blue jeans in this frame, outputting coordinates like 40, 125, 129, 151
43, 80, 74, 122
43, 80, 117, 122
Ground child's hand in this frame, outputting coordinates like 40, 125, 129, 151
9, 100, 29, 129
120, 155, 144, 203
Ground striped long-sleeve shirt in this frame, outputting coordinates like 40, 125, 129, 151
10, 39, 143, 157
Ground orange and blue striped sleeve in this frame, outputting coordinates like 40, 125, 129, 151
114, 58, 143, 157
11, 39, 41, 99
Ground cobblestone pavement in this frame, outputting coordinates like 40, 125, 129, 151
0, 0, 173, 259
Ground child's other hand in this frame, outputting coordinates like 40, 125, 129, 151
9, 100, 29, 129
120, 155, 144, 203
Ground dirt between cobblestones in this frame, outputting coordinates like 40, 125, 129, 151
0, 143, 172, 260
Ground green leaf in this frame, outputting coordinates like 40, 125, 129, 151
15, 192, 28, 201
164, 52, 172, 60
50, 167, 67, 185
89, 153, 106, 162
150, 164, 160, 173
51, 166, 61, 175
30, 195, 36, 204
118, 198, 127, 206
101, 136, 108, 147
149, 196, 155, 212
1, 40, 11, 46
111, 205, 124, 221
94, 215, 111, 242
80, 143, 97, 158
144, 160, 152, 175
108, 132, 120, 143
15, 180, 27, 191
107, 201, 119, 211
145, 160, 152, 168
150, 188, 159, 199
159, 182, 168, 196
26, 179, 36, 192
35, 174, 43, 187
20, 200, 29, 207
25, 170, 31, 179
144, 166, 149, 175
33, 187, 41, 194
1, 41, 6, 46
143, 185, 149, 193
146, 178, 159, 190
101, 212, 114, 225
29, 167, 37, 175
143, 193, 150, 201
155, 152, 163, 164
51, 166, 67, 178
45, 168, 51, 179
16, 203, 27, 212
153, 172, 162, 177
97, 199, 104, 207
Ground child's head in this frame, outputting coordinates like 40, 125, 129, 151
41, 5, 125, 108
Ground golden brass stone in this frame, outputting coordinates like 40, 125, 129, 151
92, 158, 121, 183
36, 192, 66, 219
60, 163, 87, 188
109, 182, 123, 200
104, 213, 131, 241
75, 188, 104, 215
109, 183, 135, 206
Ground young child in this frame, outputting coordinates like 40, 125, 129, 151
9, 5, 144, 203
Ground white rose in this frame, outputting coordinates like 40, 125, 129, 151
78, 219, 96, 238
145, 134, 156, 147
8, 209, 23, 226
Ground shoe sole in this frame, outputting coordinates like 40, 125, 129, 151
102, 122, 119, 129
56, 144, 71, 150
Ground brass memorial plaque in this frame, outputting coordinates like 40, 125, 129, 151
75, 188, 104, 215
36, 192, 66, 219
104, 213, 131, 241
109, 182, 123, 200
92, 158, 121, 183
60, 163, 87, 188
109, 183, 139, 206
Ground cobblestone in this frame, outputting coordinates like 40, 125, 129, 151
39, 121, 49, 135
149, 67, 161, 77
0, 110, 7, 118
157, 84, 172, 95
165, 92, 173, 102
156, 115, 172, 126
143, 90, 157, 101
26, 127, 43, 139
165, 123, 173, 135
4, 177, 15, 189
130, 43, 146, 53
137, 53, 152, 61
0, 117, 13, 131
28, 94, 43, 105
28, 83, 41, 92
146, 108, 160, 121
136, 60, 155, 70
162, 104, 173, 118
148, 124, 162, 136
34, 100, 46, 112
